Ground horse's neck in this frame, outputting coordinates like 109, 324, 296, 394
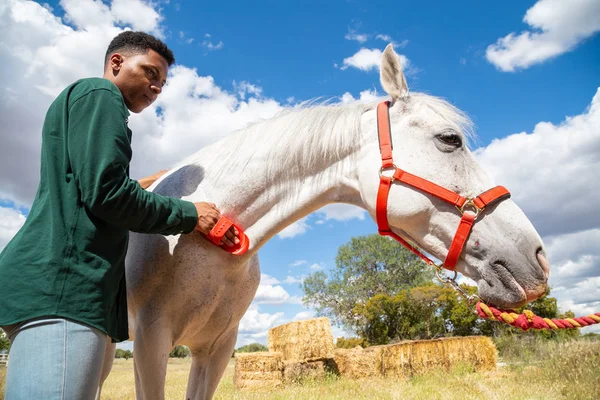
182, 105, 370, 249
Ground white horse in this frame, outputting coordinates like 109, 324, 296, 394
97, 45, 549, 399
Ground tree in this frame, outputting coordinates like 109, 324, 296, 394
302, 234, 435, 331
353, 284, 452, 344
169, 345, 191, 358
235, 343, 268, 353
115, 349, 133, 360
438, 284, 494, 337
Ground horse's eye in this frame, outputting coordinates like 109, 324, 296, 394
436, 133, 462, 148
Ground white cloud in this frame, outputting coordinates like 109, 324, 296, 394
0, 0, 282, 207
345, 30, 368, 44
293, 311, 314, 321
239, 304, 283, 334
260, 273, 281, 286
339, 89, 379, 105
375, 34, 391, 42
284, 275, 306, 285
340, 92, 356, 104
340, 48, 410, 73
254, 284, 291, 304
0, 207, 26, 252
110, 0, 163, 35
202, 33, 224, 51
277, 217, 310, 239
179, 31, 194, 44
486, 0, 600, 71
237, 304, 284, 345
340, 48, 381, 71
290, 260, 307, 267
318, 204, 366, 221
545, 229, 599, 270
60, 0, 113, 30
309, 263, 324, 271
233, 81, 263, 100
474, 87, 600, 238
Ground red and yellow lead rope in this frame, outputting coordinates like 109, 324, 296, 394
476, 302, 600, 330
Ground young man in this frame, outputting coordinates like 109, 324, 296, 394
0, 31, 238, 399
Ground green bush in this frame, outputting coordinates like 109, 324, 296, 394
336, 336, 368, 349
235, 343, 268, 353
169, 345, 191, 358
115, 349, 133, 360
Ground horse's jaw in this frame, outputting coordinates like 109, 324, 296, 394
386, 199, 550, 309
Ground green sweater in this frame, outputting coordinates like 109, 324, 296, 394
0, 78, 198, 342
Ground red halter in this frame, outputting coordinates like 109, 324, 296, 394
375, 100, 511, 271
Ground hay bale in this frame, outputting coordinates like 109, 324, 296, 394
234, 352, 283, 389
333, 346, 384, 379
440, 336, 497, 371
283, 360, 328, 383
408, 338, 449, 375
381, 336, 497, 378
268, 317, 335, 362
381, 341, 412, 379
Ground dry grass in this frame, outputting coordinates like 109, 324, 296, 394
0, 338, 598, 399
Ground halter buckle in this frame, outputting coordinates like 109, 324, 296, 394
379, 164, 399, 181
456, 198, 481, 219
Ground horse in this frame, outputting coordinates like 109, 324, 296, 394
97, 44, 549, 399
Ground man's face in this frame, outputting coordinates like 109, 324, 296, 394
108, 49, 169, 113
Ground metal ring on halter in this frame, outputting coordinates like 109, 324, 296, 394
435, 267, 458, 284
379, 164, 399, 181
455, 198, 481, 218
435, 267, 481, 305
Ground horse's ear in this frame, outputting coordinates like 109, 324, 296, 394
380, 44, 409, 101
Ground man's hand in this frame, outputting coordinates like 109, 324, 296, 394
138, 169, 168, 189
194, 202, 240, 247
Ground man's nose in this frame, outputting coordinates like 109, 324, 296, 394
151, 84, 162, 95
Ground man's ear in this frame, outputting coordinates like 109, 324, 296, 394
109, 53, 125, 72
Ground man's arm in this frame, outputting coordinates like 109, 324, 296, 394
67, 90, 197, 235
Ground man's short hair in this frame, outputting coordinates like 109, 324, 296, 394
105, 31, 175, 67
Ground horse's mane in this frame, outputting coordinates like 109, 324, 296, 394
180, 93, 474, 183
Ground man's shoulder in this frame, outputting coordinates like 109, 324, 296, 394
67, 78, 122, 100
58, 78, 123, 106
64, 78, 127, 114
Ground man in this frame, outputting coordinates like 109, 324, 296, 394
0, 31, 239, 399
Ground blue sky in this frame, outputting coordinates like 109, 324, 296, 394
1, 0, 599, 347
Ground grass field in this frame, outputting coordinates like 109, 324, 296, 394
1, 338, 598, 399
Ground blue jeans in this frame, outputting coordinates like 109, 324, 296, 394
2, 318, 110, 400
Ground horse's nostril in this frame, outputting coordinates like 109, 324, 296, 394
536, 248, 550, 279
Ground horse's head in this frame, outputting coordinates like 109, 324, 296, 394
357, 45, 549, 309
